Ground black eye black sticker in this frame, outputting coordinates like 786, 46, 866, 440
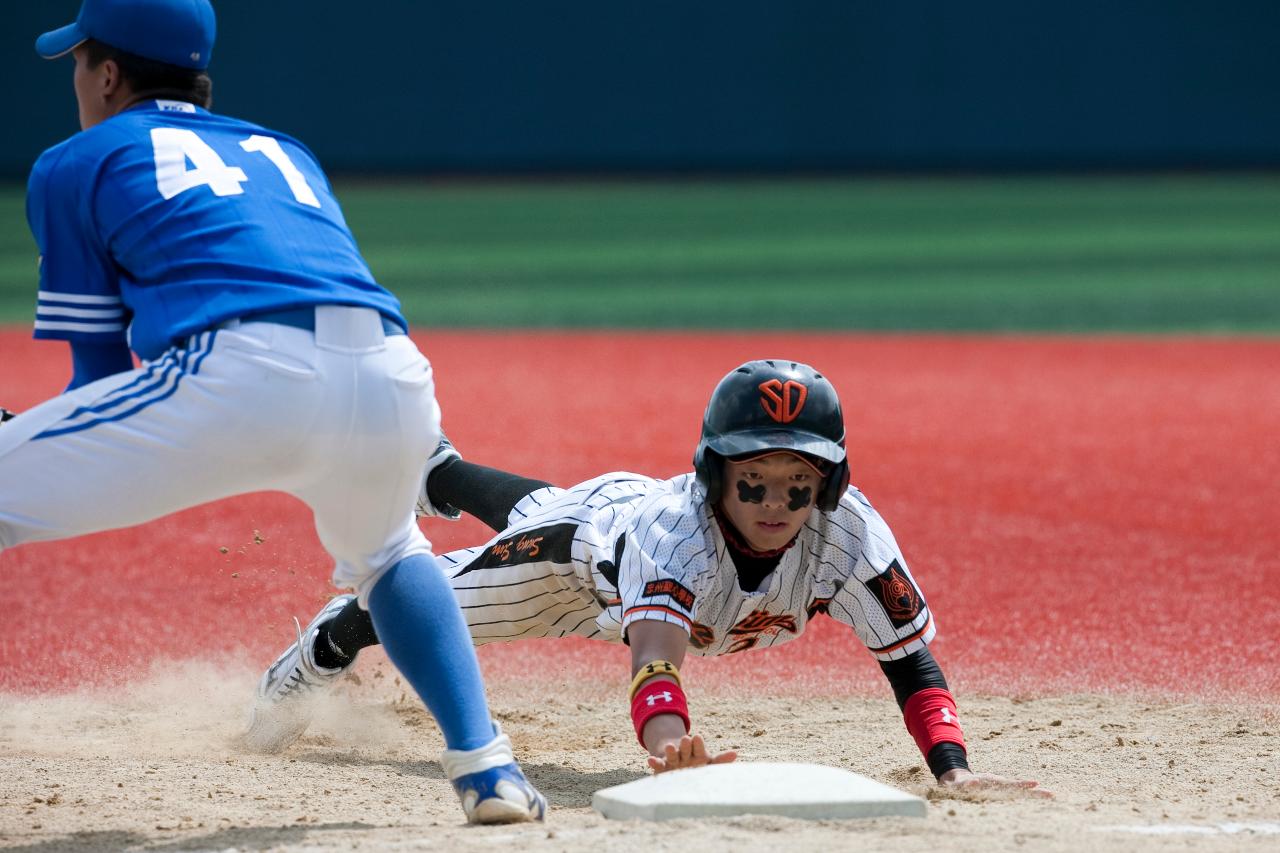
787, 486, 813, 511
736, 480, 766, 503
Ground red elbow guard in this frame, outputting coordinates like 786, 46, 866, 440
631, 680, 691, 746
903, 687, 967, 758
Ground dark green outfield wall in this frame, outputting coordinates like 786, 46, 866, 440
3, 177, 1279, 332
4, 1, 1279, 177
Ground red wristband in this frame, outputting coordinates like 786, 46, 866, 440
631, 680, 690, 746
903, 687, 967, 759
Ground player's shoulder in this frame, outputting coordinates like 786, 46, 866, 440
625, 473, 711, 545
835, 483, 880, 518
816, 483, 876, 525
30, 124, 122, 185
814, 483, 913, 573
805, 484, 890, 548
31, 104, 177, 182
567, 470, 659, 492
630, 472, 700, 515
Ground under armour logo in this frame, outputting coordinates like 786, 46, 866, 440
940, 708, 957, 724
645, 691, 673, 706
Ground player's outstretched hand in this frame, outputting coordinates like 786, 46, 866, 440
938, 768, 1052, 798
647, 734, 737, 774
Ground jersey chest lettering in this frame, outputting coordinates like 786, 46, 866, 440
722, 609, 800, 653
806, 596, 833, 618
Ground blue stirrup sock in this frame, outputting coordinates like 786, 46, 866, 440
366, 554, 495, 751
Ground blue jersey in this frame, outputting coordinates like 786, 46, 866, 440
26, 100, 406, 361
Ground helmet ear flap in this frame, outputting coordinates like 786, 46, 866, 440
817, 458, 850, 512
694, 447, 723, 505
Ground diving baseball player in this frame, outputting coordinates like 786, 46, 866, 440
247, 360, 1044, 794
2, 0, 543, 824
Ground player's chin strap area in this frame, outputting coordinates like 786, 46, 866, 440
711, 506, 799, 559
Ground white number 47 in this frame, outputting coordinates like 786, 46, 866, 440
150, 128, 321, 208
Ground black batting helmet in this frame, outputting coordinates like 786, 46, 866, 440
693, 359, 850, 512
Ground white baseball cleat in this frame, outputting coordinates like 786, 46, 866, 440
415, 433, 462, 519
442, 730, 548, 824
242, 594, 357, 753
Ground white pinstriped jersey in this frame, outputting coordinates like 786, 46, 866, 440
434, 472, 935, 661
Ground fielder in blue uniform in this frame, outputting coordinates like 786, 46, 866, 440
0, 0, 545, 825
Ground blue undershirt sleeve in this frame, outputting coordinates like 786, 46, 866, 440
66, 339, 135, 391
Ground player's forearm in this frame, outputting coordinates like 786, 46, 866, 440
902, 687, 970, 780
627, 621, 693, 750
877, 647, 970, 779
641, 709, 691, 756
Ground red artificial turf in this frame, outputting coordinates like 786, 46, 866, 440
2, 329, 1277, 699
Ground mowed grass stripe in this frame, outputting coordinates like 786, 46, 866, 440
1, 176, 1277, 331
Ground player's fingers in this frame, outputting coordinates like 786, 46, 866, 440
982, 776, 1041, 789
710, 749, 738, 764
678, 735, 696, 763
647, 755, 667, 773
689, 734, 709, 762
952, 775, 1053, 798
983, 779, 1053, 799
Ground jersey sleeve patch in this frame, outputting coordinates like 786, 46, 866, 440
641, 578, 695, 610
867, 560, 924, 629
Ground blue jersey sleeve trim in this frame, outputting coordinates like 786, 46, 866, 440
36, 290, 128, 336
26, 137, 123, 332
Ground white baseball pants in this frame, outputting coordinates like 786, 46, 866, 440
0, 306, 437, 602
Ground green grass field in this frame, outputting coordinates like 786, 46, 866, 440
2, 175, 1278, 331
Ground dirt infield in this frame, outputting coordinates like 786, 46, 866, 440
3, 329, 1279, 849
2, 659, 1278, 852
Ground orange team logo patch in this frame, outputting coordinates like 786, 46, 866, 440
758, 379, 808, 423
868, 561, 923, 627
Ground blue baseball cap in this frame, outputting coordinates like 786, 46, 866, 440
36, 0, 216, 71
